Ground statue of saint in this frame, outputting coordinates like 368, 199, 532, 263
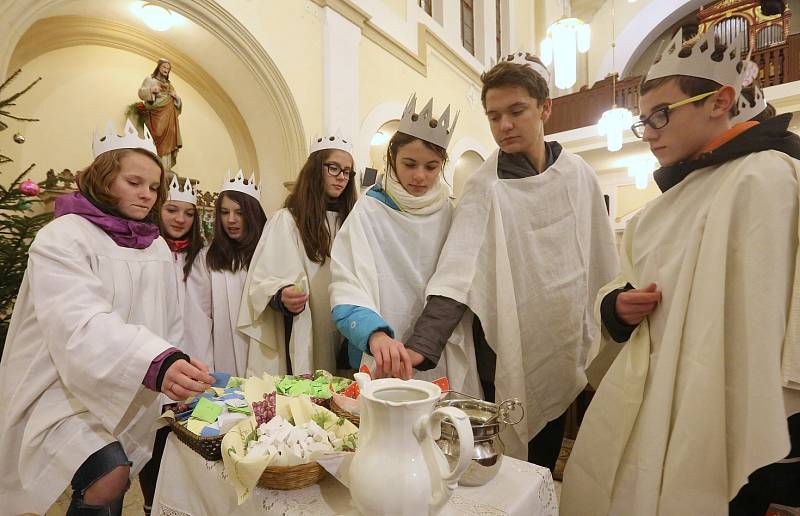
138, 59, 182, 170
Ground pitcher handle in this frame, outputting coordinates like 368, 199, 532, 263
414, 406, 474, 482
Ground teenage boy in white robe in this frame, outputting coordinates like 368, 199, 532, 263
401, 53, 619, 468
0, 120, 212, 516
240, 133, 357, 376
329, 95, 480, 393
561, 31, 800, 515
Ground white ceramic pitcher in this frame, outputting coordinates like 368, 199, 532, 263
348, 373, 474, 516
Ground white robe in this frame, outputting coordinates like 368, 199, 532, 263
0, 215, 179, 515
329, 194, 480, 393
239, 209, 341, 376
561, 150, 800, 516
426, 149, 619, 459
184, 247, 249, 377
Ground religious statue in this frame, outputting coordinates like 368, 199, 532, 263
138, 58, 182, 170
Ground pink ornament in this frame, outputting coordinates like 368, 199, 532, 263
742, 60, 759, 87
19, 178, 40, 196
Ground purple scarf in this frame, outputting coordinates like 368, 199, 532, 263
54, 192, 160, 249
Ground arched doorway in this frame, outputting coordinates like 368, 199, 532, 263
0, 0, 306, 212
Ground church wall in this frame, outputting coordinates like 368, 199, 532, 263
6, 45, 238, 195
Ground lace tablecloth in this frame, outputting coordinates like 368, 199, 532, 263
152, 434, 559, 515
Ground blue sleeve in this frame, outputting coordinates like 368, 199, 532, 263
332, 304, 394, 368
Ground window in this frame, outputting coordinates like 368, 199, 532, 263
713, 15, 749, 54
496, 0, 502, 60
461, 0, 475, 55
419, 0, 432, 16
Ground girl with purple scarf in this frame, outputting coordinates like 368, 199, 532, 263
0, 125, 214, 516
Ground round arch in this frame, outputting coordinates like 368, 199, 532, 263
357, 100, 405, 173
0, 0, 307, 197
444, 136, 490, 191
594, 0, 706, 82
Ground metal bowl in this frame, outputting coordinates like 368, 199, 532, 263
435, 396, 509, 487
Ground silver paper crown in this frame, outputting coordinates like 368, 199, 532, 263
396, 94, 459, 150
309, 130, 354, 156
167, 175, 197, 204
503, 51, 550, 82
645, 29, 747, 96
732, 84, 768, 123
220, 169, 261, 201
92, 119, 158, 159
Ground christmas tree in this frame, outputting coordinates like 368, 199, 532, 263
0, 70, 47, 353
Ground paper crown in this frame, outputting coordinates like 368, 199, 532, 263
167, 175, 197, 204
502, 51, 550, 82
396, 94, 459, 150
732, 84, 768, 123
309, 131, 354, 156
645, 29, 748, 96
92, 119, 158, 159
219, 170, 261, 201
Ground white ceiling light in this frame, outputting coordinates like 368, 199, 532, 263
131, 2, 177, 32
371, 131, 389, 146
597, 0, 634, 152
539, 1, 590, 90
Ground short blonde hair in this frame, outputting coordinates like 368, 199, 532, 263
76, 148, 167, 216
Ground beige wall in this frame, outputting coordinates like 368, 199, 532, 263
452, 150, 484, 201
4, 45, 237, 192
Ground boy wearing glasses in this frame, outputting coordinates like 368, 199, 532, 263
561, 30, 800, 515
403, 53, 619, 467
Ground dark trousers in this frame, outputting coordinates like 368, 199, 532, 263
729, 413, 800, 515
481, 379, 568, 473
67, 441, 131, 516
138, 426, 172, 514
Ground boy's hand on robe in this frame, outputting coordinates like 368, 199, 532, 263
407, 349, 425, 367
162, 357, 214, 401
615, 282, 661, 325
368, 331, 413, 380
281, 286, 308, 314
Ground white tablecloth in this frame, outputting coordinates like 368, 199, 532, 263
152, 434, 559, 515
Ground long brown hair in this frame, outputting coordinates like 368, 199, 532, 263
206, 190, 267, 272
284, 149, 357, 264
157, 199, 204, 281
76, 148, 166, 220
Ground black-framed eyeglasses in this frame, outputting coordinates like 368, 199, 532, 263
630, 90, 718, 139
324, 163, 355, 180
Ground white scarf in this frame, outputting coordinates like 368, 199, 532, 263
383, 166, 450, 216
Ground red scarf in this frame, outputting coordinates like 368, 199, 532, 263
166, 238, 189, 253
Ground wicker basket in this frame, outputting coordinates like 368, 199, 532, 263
329, 398, 360, 426
258, 461, 327, 490
169, 419, 224, 461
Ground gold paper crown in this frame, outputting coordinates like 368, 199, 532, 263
396, 94, 458, 150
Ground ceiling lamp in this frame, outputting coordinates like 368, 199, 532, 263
135, 2, 176, 32
628, 158, 657, 190
597, 0, 634, 152
539, 1, 590, 90
371, 131, 389, 146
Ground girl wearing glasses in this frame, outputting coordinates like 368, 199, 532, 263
329, 95, 477, 388
184, 173, 267, 377
241, 135, 357, 375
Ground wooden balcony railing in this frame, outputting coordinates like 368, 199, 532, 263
544, 32, 800, 135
